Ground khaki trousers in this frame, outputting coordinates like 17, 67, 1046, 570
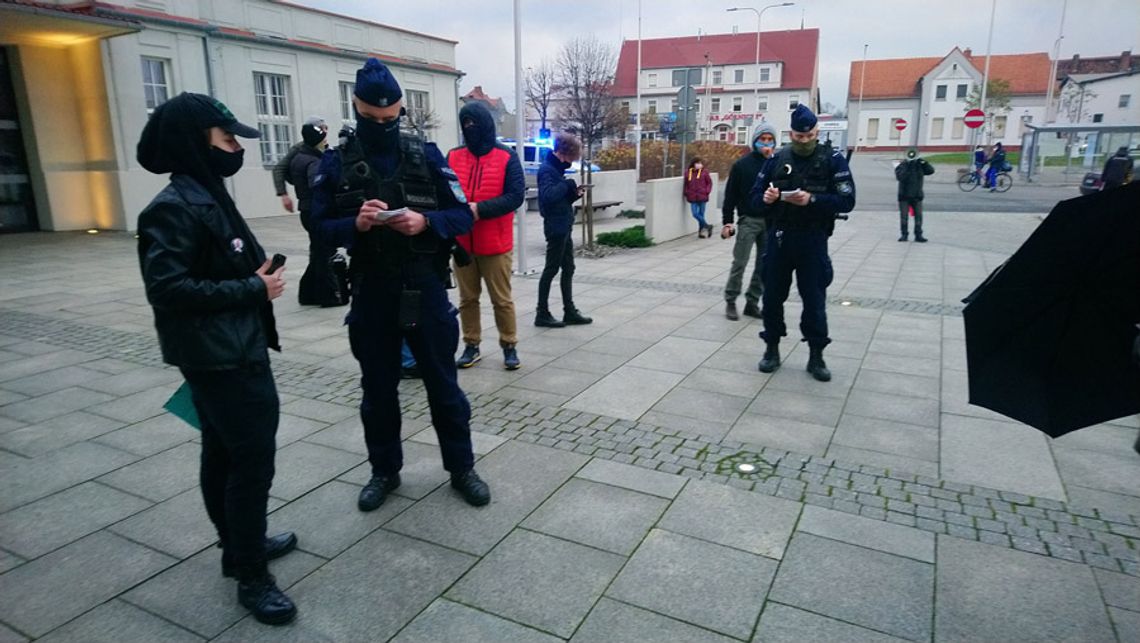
454, 251, 517, 347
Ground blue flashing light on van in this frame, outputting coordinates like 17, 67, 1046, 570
500, 137, 600, 176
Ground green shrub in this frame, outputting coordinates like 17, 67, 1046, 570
596, 225, 653, 248
618, 209, 645, 218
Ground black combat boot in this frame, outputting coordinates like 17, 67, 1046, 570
222, 532, 298, 577
236, 564, 297, 625
451, 469, 491, 506
358, 473, 401, 512
535, 308, 565, 328
807, 346, 832, 382
758, 343, 781, 373
563, 308, 593, 325
743, 301, 762, 318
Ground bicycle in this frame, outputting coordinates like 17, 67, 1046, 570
957, 167, 1012, 193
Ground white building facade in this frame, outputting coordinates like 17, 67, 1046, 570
1057, 72, 1140, 126
847, 48, 1050, 151
0, 0, 461, 233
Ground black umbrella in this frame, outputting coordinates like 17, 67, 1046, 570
962, 183, 1140, 437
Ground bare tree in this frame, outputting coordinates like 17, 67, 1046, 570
1059, 82, 1098, 123
405, 108, 442, 140
554, 36, 624, 248
525, 59, 556, 134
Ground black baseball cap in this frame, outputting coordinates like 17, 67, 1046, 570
184, 93, 260, 138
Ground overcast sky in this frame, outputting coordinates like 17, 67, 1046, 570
298, 0, 1139, 111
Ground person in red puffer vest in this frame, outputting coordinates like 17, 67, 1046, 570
447, 102, 526, 370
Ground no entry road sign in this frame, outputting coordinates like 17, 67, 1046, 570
964, 109, 985, 129
895, 118, 908, 131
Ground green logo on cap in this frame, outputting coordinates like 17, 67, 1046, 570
211, 98, 236, 121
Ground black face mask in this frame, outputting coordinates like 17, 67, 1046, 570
356, 115, 400, 153
208, 146, 245, 177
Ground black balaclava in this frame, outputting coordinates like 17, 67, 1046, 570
459, 102, 497, 157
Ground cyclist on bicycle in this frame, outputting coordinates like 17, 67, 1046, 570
973, 145, 986, 185
985, 142, 1006, 191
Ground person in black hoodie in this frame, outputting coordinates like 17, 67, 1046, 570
288, 117, 345, 306
894, 148, 934, 242
136, 92, 297, 626
721, 123, 778, 320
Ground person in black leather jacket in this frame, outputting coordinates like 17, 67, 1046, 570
136, 92, 297, 626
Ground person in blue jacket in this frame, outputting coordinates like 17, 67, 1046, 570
750, 104, 856, 382
535, 132, 592, 328
309, 58, 490, 512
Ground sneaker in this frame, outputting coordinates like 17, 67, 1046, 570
503, 346, 521, 370
451, 469, 491, 506
535, 309, 565, 328
457, 344, 481, 369
725, 301, 739, 321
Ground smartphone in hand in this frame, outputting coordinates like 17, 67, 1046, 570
267, 253, 287, 273
377, 207, 409, 220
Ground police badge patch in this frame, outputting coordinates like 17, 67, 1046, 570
837, 182, 854, 195
448, 180, 468, 204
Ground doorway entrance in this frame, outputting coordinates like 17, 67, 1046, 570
0, 47, 37, 232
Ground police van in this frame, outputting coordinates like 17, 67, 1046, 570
500, 137, 599, 176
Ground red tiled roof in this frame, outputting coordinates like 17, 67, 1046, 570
848, 49, 1052, 99
1057, 51, 1136, 77
614, 29, 819, 96
462, 85, 504, 110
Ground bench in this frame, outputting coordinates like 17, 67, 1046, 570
574, 200, 622, 214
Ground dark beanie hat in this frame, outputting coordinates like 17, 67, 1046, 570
790, 104, 818, 133
354, 58, 402, 107
301, 116, 326, 147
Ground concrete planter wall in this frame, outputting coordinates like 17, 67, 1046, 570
644, 172, 719, 244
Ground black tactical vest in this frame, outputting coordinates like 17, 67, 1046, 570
769, 143, 835, 232
336, 132, 442, 272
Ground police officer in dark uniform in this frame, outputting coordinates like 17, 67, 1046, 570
751, 104, 856, 382
311, 58, 490, 511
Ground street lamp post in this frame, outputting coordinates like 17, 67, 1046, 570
727, 3, 794, 125
854, 43, 867, 153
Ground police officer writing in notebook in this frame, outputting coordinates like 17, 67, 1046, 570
310, 59, 490, 511
751, 104, 856, 382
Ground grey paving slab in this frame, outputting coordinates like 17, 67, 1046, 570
268, 479, 411, 558
274, 412, 328, 447
80, 366, 183, 396
607, 529, 777, 640
832, 414, 940, 463
0, 481, 152, 559
0, 549, 24, 574
0, 441, 139, 513
268, 441, 364, 501
213, 529, 474, 642
564, 365, 684, 420
408, 426, 507, 456
940, 414, 1067, 501
728, 413, 836, 457
392, 598, 563, 643
659, 480, 801, 559
825, 443, 940, 479
935, 535, 1115, 642
446, 528, 625, 638
277, 397, 357, 424
754, 603, 912, 643
122, 545, 324, 639
1054, 423, 1140, 455
843, 389, 941, 428
0, 622, 26, 643
0, 365, 108, 397
1092, 568, 1140, 612
679, 365, 768, 399
0, 350, 95, 384
1109, 607, 1140, 643
36, 599, 203, 643
385, 440, 587, 555
574, 458, 687, 499
650, 387, 751, 424
0, 387, 114, 424
571, 597, 737, 643
0, 532, 175, 638
94, 412, 196, 457
627, 336, 722, 374
769, 533, 933, 641
0, 411, 124, 457
1053, 446, 1140, 499
96, 442, 198, 502
547, 350, 634, 376
640, 409, 733, 441
763, 355, 861, 399
108, 488, 217, 559
1067, 485, 1140, 518
510, 366, 605, 397
747, 389, 846, 427
302, 415, 369, 456
797, 505, 935, 563
853, 368, 941, 401
341, 443, 450, 502
861, 353, 941, 378
522, 478, 669, 555
85, 384, 180, 424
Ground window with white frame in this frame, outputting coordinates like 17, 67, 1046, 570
957, 84, 968, 100
253, 72, 293, 164
735, 126, 748, 144
406, 89, 430, 124
759, 67, 770, 83
935, 85, 947, 101
711, 97, 721, 113
732, 96, 742, 112
647, 99, 657, 114
712, 69, 722, 85
757, 95, 768, 111
993, 115, 1007, 137
866, 117, 879, 139
931, 117, 945, 139
647, 73, 657, 88
788, 95, 799, 110
951, 117, 965, 138
1120, 94, 1131, 108
339, 81, 355, 122
141, 57, 171, 112
734, 69, 744, 83
890, 117, 902, 139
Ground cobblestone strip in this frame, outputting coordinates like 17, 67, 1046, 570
546, 274, 966, 316
2, 310, 1135, 575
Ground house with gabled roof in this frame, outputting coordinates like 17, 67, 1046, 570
847, 47, 1051, 151
613, 29, 820, 145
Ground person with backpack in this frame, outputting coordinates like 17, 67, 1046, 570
1101, 146, 1134, 190
894, 148, 934, 242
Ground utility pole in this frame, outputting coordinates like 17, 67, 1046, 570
512, 0, 528, 273
979, 0, 997, 145
854, 44, 867, 153
634, 0, 642, 183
